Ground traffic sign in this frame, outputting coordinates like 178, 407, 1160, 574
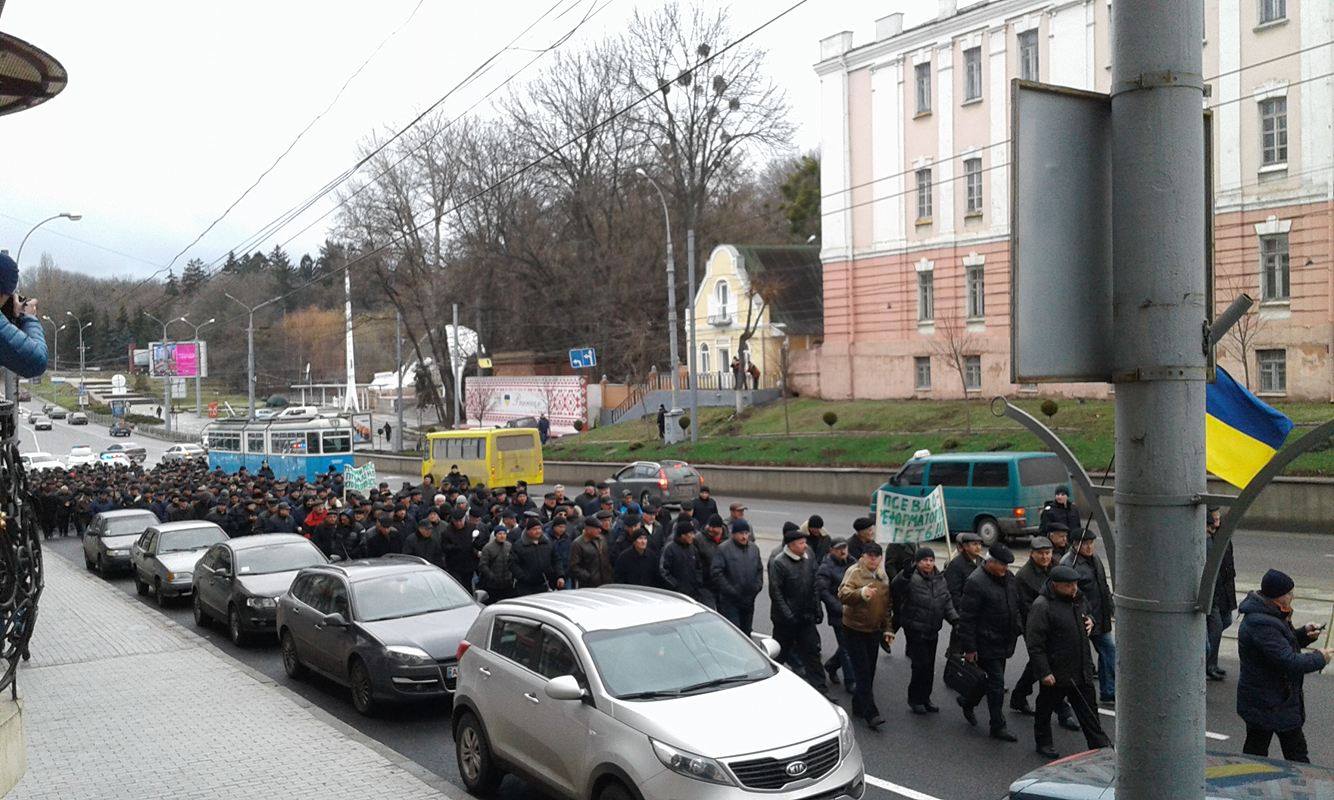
111, 373, 128, 396
207, 401, 219, 419
568, 347, 597, 369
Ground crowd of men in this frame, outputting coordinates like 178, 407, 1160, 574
27, 461, 1331, 763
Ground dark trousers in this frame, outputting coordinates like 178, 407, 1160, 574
1243, 725, 1309, 763
964, 656, 1008, 731
824, 623, 857, 691
904, 630, 938, 706
1205, 609, 1232, 671
1035, 680, 1110, 750
717, 598, 755, 636
845, 629, 882, 720
773, 620, 826, 692
1014, 660, 1075, 719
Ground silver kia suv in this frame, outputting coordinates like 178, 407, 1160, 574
451, 586, 865, 800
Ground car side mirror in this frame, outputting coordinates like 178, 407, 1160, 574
319, 612, 349, 629
473, 589, 490, 605
545, 674, 585, 701
750, 632, 782, 661
888, 475, 900, 487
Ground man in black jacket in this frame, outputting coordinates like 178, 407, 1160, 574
402, 519, 445, 567
815, 539, 855, 689
690, 486, 719, 523
1025, 565, 1110, 758
439, 509, 480, 590
569, 517, 613, 588
712, 520, 764, 635
364, 514, 404, 558
1039, 485, 1080, 537
510, 518, 561, 595
891, 547, 958, 714
659, 522, 703, 600
613, 530, 657, 586
957, 544, 1023, 741
1010, 537, 1078, 732
1062, 530, 1116, 702
1206, 507, 1237, 681
769, 528, 826, 692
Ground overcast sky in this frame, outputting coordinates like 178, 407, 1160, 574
0, 1, 934, 281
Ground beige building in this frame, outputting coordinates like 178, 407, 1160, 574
816, 0, 1333, 400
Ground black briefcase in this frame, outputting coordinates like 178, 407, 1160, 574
943, 656, 987, 704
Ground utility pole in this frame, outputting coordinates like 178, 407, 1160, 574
342, 265, 359, 412
180, 317, 215, 417
1111, 2, 1206, 798
65, 311, 91, 391
687, 228, 698, 443
227, 294, 281, 421
636, 168, 682, 440
394, 311, 404, 452
451, 303, 462, 426
143, 313, 180, 434
40, 316, 64, 375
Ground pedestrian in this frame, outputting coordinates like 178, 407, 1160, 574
1025, 564, 1111, 759
747, 360, 760, 390
1236, 569, 1333, 763
659, 521, 704, 600
401, 519, 445, 568
1038, 485, 1080, 537
613, 530, 657, 586
569, 517, 613, 589
802, 515, 832, 564
956, 544, 1023, 742
693, 514, 726, 609
537, 413, 550, 444
846, 517, 877, 560
382, 421, 393, 446
711, 519, 763, 635
837, 541, 892, 727
1045, 523, 1071, 561
1206, 507, 1237, 682
440, 508, 481, 589
656, 404, 666, 441
0, 252, 48, 378
364, 514, 404, 558
816, 538, 856, 692
891, 546, 958, 714
690, 486, 719, 522
1010, 537, 1079, 732
730, 356, 744, 389
477, 526, 514, 603
944, 531, 984, 655
1062, 530, 1116, 703
510, 517, 562, 595
770, 526, 827, 693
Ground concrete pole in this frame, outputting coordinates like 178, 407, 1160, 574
1111, 2, 1207, 799
395, 310, 404, 452
342, 265, 359, 412
452, 303, 462, 426
665, 238, 680, 414
246, 311, 256, 421
687, 228, 698, 443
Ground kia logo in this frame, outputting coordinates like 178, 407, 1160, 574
785, 760, 808, 777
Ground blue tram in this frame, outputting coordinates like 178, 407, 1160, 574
203, 414, 355, 481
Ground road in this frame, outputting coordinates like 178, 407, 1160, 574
20, 411, 1334, 799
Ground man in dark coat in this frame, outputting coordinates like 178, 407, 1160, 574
1045, 523, 1071, 561
659, 522, 703, 600
846, 517, 877, 561
613, 530, 657, 586
655, 405, 666, 440
1038, 485, 1080, 537
1062, 530, 1116, 702
1206, 507, 1238, 681
262, 504, 297, 534
957, 544, 1023, 741
1236, 569, 1332, 762
690, 487, 719, 523
439, 509, 481, 589
569, 518, 614, 589
477, 527, 514, 603
769, 528, 826, 692
1025, 565, 1110, 758
401, 519, 445, 567
944, 532, 984, 655
711, 520, 764, 635
891, 546, 958, 714
693, 515, 726, 609
1010, 538, 1078, 731
510, 518, 562, 595
364, 514, 404, 558
816, 539, 855, 690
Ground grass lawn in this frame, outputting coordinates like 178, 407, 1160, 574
546, 397, 1334, 476
33, 382, 163, 425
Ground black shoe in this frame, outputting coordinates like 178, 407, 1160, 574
1059, 716, 1082, 731
990, 728, 1019, 742
866, 714, 886, 730
957, 696, 977, 727
924, 702, 940, 713
825, 664, 841, 685
1206, 669, 1224, 682
1036, 745, 1061, 759
910, 704, 928, 715
1212, 666, 1227, 676
1010, 700, 1035, 716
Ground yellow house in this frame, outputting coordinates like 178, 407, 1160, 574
691, 244, 823, 390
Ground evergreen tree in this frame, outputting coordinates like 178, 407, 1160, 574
269, 245, 296, 310
164, 270, 179, 297
779, 155, 821, 242
223, 251, 240, 275
298, 254, 315, 281
181, 258, 208, 295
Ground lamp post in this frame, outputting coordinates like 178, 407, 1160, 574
634, 168, 681, 441
40, 316, 65, 375
144, 313, 184, 434
64, 311, 91, 391
16, 212, 81, 265
179, 316, 215, 417
226, 294, 282, 421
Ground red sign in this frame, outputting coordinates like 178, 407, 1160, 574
207, 402, 219, 419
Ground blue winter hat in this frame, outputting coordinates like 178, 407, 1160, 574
0, 252, 17, 297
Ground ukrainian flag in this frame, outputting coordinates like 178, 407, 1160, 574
1206, 367, 1294, 489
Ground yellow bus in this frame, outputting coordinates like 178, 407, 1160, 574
422, 428, 544, 489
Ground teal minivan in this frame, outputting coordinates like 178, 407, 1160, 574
874, 452, 1071, 545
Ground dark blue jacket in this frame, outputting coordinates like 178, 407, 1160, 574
1236, 592, 1326, 731
0, 315, 47, 378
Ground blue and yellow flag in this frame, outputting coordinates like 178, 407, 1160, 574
1205, 367, 1293, 489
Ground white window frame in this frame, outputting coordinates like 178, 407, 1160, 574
916, 168, 933, 221
963, 47, 982, 102
914, 356, 932, 390
1259, 233, 1290, 301
714, 279, 730, 311
1259, 97, 1287, 166
966, 263, 986, 319
1018, 30, 1039, 82
699, 343, 710, 374
1258, 0, 1286, 25
963, 355, 982, 391
964, 157, 983, 215
1257, 349, 1286, 394
915, 62, 932, 114
918, 271, 935, 323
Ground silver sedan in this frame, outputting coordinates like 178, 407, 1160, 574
83, 509, 160, 575
131, 522, 229, 607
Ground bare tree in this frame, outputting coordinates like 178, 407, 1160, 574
1215, 270, 1265, 389
933, 312, 979, 432
464, 379, 501, 426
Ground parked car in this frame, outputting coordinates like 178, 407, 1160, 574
605, 459, 702, 508
193, 534, 328, 645
503, 415, 539, 429
66, 445, 97, 467
102, 441, 147, 464
47, 406, 67, 420
83, 509, 161, 575
109, 422, 132, 437
21, 451, 62, 471
130, 521, 229, 606
69, 411, 89, 425
875, 452, 1071, 546
277, 557, 481, 716
162, 443, 208, 463
1009, 748, 1333, 799
451, 587, 863, 800
30, 414, 51, 431
98, 452, 133, 468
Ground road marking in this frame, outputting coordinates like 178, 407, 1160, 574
1096, 708, 1229, 740
865, 775, 945, 800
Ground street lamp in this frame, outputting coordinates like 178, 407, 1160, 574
64, 311, 92, 391
39, 316, 65, 374
143, 312, 184, 434
16, 212, 81, 265
634, 167, 682, 441
179, 316, 215, 416
226, 293, 283, 421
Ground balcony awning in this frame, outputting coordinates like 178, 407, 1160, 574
0, 30, 68, 117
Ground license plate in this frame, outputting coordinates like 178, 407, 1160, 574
445, 665, 458, 679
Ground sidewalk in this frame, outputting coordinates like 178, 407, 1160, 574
9, 553, 461, 800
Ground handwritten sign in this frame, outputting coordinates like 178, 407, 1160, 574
874, 485, 950, 544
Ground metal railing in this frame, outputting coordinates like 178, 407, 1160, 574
0, 370, 44, 699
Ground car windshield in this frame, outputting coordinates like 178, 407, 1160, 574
105, 515, 157, 535
352, 570, 472, 622
158, 527, 227, 553
236, 543, 325, 575
583, 612, 775, 699
70, 447, 92, 456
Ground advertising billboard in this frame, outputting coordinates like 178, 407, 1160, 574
148, 341, 209, 378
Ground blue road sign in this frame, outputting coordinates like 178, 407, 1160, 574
569, 347, 597, 369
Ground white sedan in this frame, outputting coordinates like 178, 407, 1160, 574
99, 452, 133, 468
162, 443, 207, 463
67, 445, 97, 467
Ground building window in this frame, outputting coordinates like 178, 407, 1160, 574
1018, 30, 1039, 81
918, 272, 935, 322
916, 168, 933, 221
964, 158, 983, 214
967, 264, 985, 318
1260, 233, 1289, 300
714, 279, 730, 310
699, 343, 710, 374
1258, 349, 1286, 393
915, 357, 932, 390
963, 47, 982, 101
964, 355, 982, 391
1259, 0, 1286, 24
1259, 98, 1287, 166
915, 62, 932, 114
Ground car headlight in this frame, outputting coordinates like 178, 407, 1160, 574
383, 645, 432, 665
650, 739, 735, 786
109, 548, 130, 556
834, 704, 853, 755
166, 571, 192, 583
246, 596, 277, 610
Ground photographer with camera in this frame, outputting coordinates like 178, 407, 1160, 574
0, 252, 48, 378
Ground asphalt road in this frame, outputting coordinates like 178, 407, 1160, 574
21, 410, 1334, 799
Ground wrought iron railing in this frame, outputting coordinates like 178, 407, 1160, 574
0, 383, 43, 699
